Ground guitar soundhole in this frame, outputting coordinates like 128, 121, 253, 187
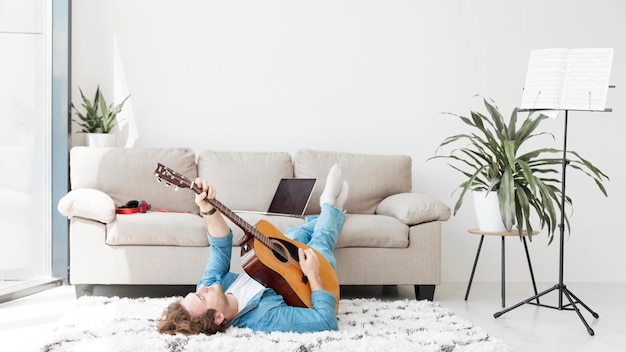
270, 238, 300, 263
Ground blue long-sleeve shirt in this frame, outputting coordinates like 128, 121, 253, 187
197, 231, 338, 333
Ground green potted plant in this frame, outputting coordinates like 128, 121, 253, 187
429, 96, 608, 243
71, 86, 129, 147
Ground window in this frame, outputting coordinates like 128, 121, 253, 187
0, 0, 66, 302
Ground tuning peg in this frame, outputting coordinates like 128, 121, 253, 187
165, 182, 171, 187
156, 177, 162, 183
174, 186, 179, 191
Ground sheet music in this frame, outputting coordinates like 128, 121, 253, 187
520, 48, 613, 111
561, 48, 613, 110
520, 48, 569, 109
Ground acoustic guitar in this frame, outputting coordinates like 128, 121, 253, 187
154, 163, 340, 312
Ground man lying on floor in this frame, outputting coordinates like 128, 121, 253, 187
157, 164, 349, 335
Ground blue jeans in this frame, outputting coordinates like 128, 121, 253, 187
283, 203, 345, 270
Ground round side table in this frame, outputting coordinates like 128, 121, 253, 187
464, 229, 540, 308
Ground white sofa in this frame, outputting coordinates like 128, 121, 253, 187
59, 147, 450, 300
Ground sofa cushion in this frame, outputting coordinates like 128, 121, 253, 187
197, 150, 293, 212
335, 214, 409, 248
57, 188, 116, 223
294, 149, 412, 215
105, 212, 208, 246
70, 147, 198, 213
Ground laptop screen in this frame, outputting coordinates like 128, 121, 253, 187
267, 178, 316, 216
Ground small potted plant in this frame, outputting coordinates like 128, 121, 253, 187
429, 96, 608, 243
72, 86, 129, 147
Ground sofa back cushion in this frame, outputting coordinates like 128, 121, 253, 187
294, 149, 412, 214
197, 150, 294, 212
70, 147, 198, 213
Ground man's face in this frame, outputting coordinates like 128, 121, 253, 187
180, 284, 228, 319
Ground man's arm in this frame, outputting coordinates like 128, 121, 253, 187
195, 179, 234, 288
194, 178, 230, 237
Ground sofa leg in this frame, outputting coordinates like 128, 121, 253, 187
75, 284, 94, 298
414, 285, 435, 301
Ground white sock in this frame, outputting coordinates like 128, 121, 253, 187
334, 180, 349, 210
319, 164, 344, 207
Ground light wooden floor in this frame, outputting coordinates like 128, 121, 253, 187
427, 282, 624, 352
1, 282, 625, 352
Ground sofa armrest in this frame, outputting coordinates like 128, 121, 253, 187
376, 193, 451, 226
57, 188, 116, 223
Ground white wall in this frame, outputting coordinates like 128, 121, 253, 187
71, 0, 626, 283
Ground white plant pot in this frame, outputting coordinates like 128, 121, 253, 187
87, 133, 116, 147
472, 191, 512, 232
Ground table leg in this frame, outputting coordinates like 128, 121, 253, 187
501, 236, 505, 308
465, 235, 485, 301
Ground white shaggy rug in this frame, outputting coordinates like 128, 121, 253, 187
41, 296, 510, 352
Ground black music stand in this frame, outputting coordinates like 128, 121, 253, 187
493, 106, 612, 336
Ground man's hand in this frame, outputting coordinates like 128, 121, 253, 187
194, 178, 230, 238
299, 248, 323, 291
194, 178, 217, 212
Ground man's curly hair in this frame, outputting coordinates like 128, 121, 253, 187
157, 300, 229, 335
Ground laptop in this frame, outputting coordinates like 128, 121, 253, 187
237, 178, 317, 218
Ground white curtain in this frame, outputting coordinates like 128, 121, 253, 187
0, 0, 50, 281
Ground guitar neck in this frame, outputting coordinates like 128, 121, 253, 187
187, 183, 271, 246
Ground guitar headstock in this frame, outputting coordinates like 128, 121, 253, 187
154, 163, 193, 190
